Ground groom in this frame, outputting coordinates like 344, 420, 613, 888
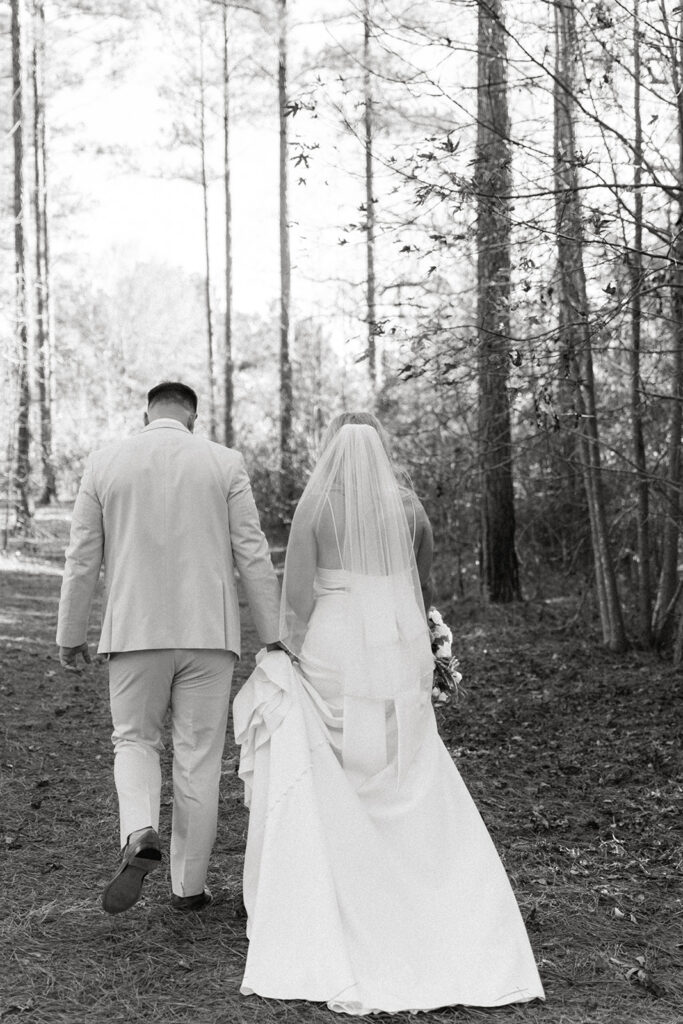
56, 381, 281, 913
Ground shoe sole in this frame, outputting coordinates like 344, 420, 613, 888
102, 851, 162, 915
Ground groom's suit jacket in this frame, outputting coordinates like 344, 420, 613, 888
56, 418, 281, 656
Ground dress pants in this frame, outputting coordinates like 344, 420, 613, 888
108, 648, 235, 897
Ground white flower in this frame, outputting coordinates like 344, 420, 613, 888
429, 607, 444, 627
434, 638, 452, 659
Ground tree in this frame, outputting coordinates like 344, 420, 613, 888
363, 0, 377, 389
32, 0, 56, 504
278, 0, 294, 502
651, 1, 683, 647
628, 0, 651, 644
11, 0, 31, 530
148, 0, 223, 440
475, 0, 519, 602
198, 5, 218, 441
554, 0, 626, 651
222, 0, 234, 447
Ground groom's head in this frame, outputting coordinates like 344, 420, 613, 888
145, 381, 198, 432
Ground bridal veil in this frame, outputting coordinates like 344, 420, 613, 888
279, 423, 434, 783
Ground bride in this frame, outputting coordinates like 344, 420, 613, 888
233, 412, 545, 1015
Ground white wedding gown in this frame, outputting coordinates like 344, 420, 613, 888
233, 569, 545, 1016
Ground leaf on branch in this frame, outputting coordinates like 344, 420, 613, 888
441, 134, 459, 155
284, 96, 317, 119
398, 363, 426, 381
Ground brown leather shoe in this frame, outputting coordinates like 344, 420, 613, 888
170, 888, 213, 912
102, 827, 162, 915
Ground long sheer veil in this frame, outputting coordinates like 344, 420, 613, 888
281, 424, 433, 711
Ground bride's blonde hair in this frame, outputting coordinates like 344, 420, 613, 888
321, 412, 393, 460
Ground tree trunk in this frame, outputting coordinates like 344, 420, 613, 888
41, 0, 55, 437
199, 11, 217, 441
629, 0, 652, 644
222, 0, 234, 448
2, 416, 15, 551
653, 3, 683, 647
554, 0, 626, 650
673, 590, 683, 666
475, 0, 520, 603
11, 0, 31, 532
32, 0, 56, 506
278, 0, 294, 504
363, 0, 377, 389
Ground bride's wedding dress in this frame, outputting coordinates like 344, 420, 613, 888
233, 424, 544, 1015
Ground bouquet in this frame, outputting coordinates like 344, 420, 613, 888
428, 607, 463, 706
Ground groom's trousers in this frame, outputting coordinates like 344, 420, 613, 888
108, 648, 236, 897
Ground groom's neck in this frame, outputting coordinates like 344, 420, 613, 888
145, 403, 196, 432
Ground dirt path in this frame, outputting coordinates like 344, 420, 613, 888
1, 541, 682, 1024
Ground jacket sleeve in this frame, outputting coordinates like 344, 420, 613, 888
227, 454, 282, 644
56, 457, 104, 647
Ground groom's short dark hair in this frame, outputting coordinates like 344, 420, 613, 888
147, 381, 198, 412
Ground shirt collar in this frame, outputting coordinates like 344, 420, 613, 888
143, 418, 191, 434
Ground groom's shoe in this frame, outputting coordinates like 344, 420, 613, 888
170, 888, 213, 912
102, 827, 162, 915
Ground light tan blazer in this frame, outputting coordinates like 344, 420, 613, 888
56, 419, 281, 656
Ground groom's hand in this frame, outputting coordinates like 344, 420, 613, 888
59, 643, 92, 673
266, 641, 299, 664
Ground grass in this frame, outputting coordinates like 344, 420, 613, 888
0, 518, 682, 1023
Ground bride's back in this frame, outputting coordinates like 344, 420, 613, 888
314, 486, 420, 573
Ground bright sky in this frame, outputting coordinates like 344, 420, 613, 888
50, 2, 385, 334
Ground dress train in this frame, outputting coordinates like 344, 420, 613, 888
234, 650, 545, 1015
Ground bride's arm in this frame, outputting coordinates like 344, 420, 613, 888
284, 513, 317, 622
413, 501, 434, 614
400, 488, 434, 612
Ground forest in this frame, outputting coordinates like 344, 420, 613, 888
4, 0, 683, 656
3, 0, 683, 655
1, 4, 683, 1023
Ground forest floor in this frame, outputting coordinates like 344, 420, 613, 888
0, 506, 682, 1024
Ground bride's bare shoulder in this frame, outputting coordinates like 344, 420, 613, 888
398, 484, 425, 514
398, 486, 431, 537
